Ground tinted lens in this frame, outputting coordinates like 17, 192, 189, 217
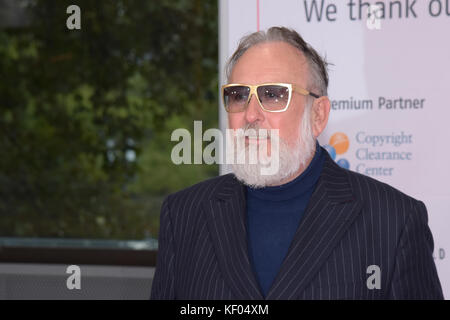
223, 86, 250, 112
257, 85, 290, 111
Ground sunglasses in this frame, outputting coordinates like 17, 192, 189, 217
221, 83, 320, 113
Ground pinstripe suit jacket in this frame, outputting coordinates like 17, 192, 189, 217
151, 147, 443, 300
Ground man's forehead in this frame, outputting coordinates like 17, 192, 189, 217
229, 41, 309, 83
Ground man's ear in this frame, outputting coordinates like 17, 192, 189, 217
311, 96, 331, 138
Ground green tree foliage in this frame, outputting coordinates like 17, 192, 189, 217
0, 0, 218, 239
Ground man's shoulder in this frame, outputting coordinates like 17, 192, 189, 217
160, 174, 238, 239
342, 166, 422, 209
321, 148, 421, 208
165, 173, 237, 205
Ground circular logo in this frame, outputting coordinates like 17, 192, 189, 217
337, 158, 350, 169
323, 144, 337, 160
329, 132, 349, 155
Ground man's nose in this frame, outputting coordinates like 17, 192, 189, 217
244, 94, 265, 123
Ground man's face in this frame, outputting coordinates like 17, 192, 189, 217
228, 41, 311, 148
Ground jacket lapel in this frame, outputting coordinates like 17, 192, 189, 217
203, 174, 263, 299
266, 151, 363, 299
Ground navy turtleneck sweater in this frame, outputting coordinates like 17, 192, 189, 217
246, 141, 325, 297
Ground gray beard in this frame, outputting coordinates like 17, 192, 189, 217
231, 117, 316, 188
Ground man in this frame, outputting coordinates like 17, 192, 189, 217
151, 27, 443, 299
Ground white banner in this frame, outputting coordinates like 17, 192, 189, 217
219, 0, 450, 298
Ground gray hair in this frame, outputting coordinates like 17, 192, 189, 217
225, 26, 329, 97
